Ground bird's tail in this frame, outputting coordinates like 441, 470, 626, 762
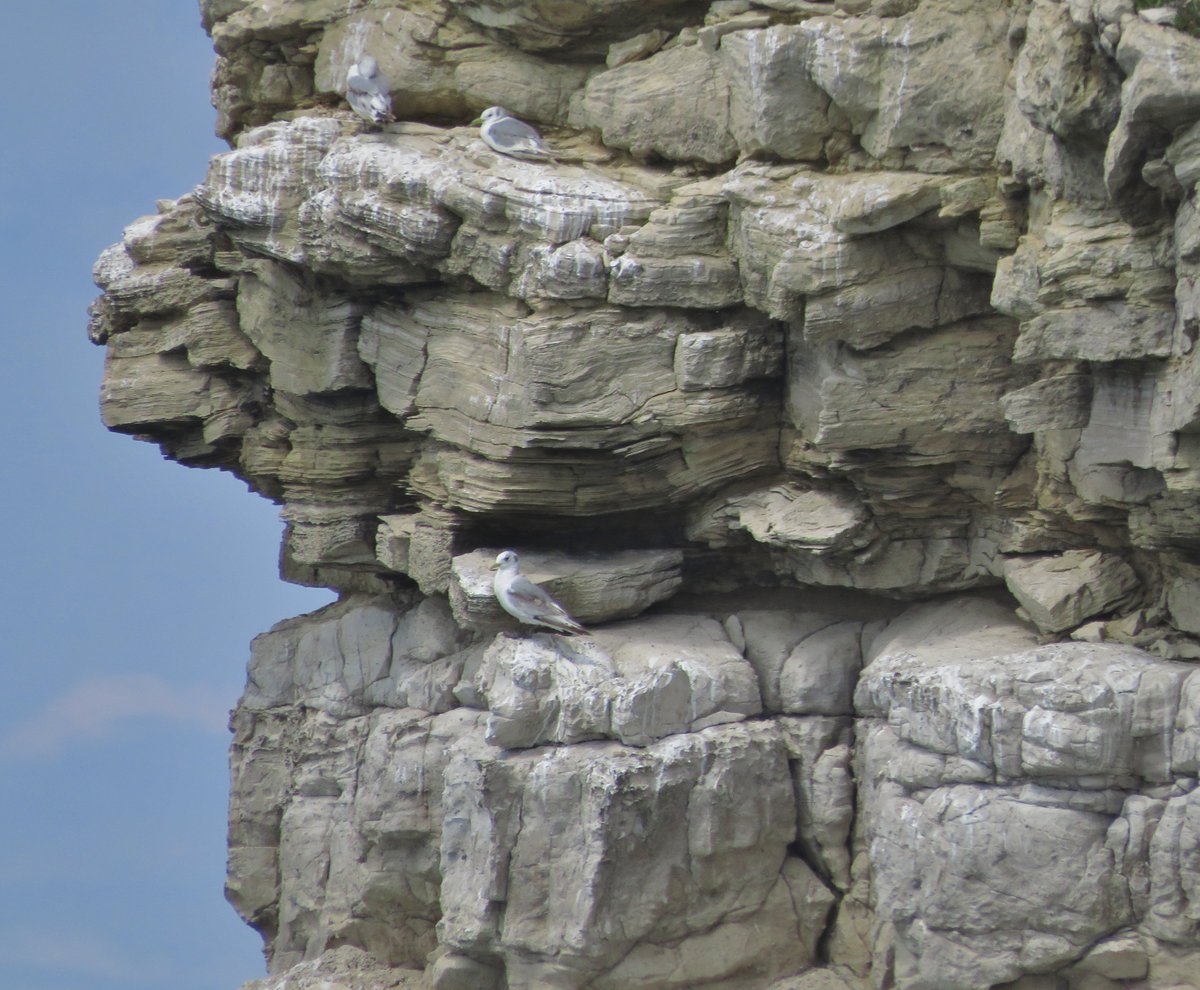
542, 613, 588, 635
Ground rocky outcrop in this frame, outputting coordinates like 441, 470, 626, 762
91, 0, 1200, 988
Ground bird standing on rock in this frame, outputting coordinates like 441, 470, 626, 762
491, 550, 588, 635
477, 107, 557, 161
346, 55, 395, 125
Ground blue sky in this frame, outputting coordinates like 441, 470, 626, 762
0, 4, 333, 988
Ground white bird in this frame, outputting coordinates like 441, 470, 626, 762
346, 55, 395, 125
477, 106, 556, 161
491, 550, 588, 635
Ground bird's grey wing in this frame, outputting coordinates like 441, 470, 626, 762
505, 576, 586, 632
348, 69, 389, 96
508, 574, 562, 610
490, 115, 545, 148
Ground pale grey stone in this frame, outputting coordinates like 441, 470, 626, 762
100, 350, 259, 442
1001, 373, 1093, 433
571, 45, 738, 164
861, 623, 1193, 786
439, 721, 832, 989
738, 610, 855, 711
374, 506, 458, 595
1014, 0, 1120, 139
1003, 550, 1142, 634
607, 30, 671, 68
719, 26, 832, 160
1014, 303, 1174, 361
778, 619, 865, 715
1069, 931, 1149, 980
474, 614, 761, 748
799, 0, 1012, 168
1143, 787, 1200, 943
243, 596, 466, 717
724, 164, 988, 335
608, 252, 743, 308
237, 260, 371, 395
228, 707, 488, 971
603, 184, 744, 307
1069, 366, 1165, 507
673, 322, 783, 390
687, 484, 878, 558
237, 946, 425, 990
779, 716, 856, 890
868, 778, 1133, 989
1166, 564, 1200, 633
1105, 18, 1200, 200
787, 317, 1025, 467
95, 5, 1200, 988
427, 950, 499, 990
446, 0, 691, 54
1167, 119, 1200, 190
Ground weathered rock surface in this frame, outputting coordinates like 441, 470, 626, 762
449, 547, 683, 631
91, 0, 1200, 988
477, 614, 762, 748
1003, 549, 1143, 634
857, 598, 1200, 989
440, 721, 834, 990
238, 947, 425, 990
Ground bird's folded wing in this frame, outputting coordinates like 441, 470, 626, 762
508, 576, 562, 610
491, 117, 542, 145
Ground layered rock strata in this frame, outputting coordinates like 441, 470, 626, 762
92, 0, 1200, 988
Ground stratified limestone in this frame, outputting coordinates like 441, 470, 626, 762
867, 774, 1133, 990
855, 597, 1197, 989
228, 705, 489, 972
573, 43, 738, 165
241, 595, 468, 717
475, 615, 762, 748
448, 547, 684, 631
438, 721, 834, 990
1002, 550, 1142, 634
90, 2, 1200, 989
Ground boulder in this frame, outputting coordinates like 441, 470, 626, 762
1002, 550, 1142, 633
571, 44, 738, 164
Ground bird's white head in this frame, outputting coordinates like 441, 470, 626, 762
492, 549, 519, 571
480, 106, 509, 123
357, 55, 379, 77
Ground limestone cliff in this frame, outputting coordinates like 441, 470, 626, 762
91, 1, 1200, 988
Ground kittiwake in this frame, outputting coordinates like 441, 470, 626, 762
346, 55, 395, 125
477, 107, 556, 161
491, 550, 587, 635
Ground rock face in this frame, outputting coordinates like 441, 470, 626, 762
91, 1, 1200, 988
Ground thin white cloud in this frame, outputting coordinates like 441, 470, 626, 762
0, 924, 168, 983
0, 673, 229, 760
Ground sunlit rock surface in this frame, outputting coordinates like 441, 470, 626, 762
91, 0, 1200, 987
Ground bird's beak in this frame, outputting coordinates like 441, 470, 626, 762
471, 114, 484, 125
489, 561, 499, 570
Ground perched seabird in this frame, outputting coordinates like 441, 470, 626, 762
491, 550, 587, 635
346, 55, 395, 124
477, 106, 556, 161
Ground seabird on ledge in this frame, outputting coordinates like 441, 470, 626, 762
346, 55, 395, 125
477, 107, 556, 161
491, 550, 588, 635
